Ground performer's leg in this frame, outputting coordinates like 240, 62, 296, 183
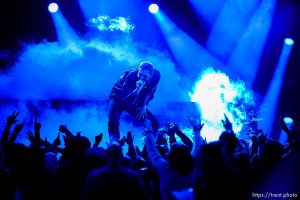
144, 109, 159, 134
125, 107, 159, 134
107, 98, 122, 142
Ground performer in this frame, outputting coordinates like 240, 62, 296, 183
107, 61, 160, 142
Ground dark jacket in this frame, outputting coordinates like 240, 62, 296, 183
110, 68, 160, 109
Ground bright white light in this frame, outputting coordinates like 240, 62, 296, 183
283, 117, 293, 124
48, 3, 59, 13
283, 117, 294, 131
149, 4, 159, 14
284, 38, 294, 46
189, 68, 255, 142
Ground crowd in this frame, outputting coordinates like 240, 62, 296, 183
0, 110, 299, 200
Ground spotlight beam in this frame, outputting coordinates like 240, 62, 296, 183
258, 38, 294, 137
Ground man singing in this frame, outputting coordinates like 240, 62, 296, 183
107, 61, 160, 142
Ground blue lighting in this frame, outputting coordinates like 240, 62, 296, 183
48, 3, 59, 13
149, 4, 159, 14
283, 117, 293, 124
284, 38, 294, 46
190, 68, 255, 141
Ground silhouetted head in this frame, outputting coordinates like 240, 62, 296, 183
259, 140, 283, 168
63, 135, 91, 160
219, 130, 238, 156
168, 143, 195, 175
105, 141, 124, 167
202, 141, 228, 171
85, 147, 107, 170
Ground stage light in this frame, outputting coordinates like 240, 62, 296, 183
258, 36, 293, 137
149, 3, 159, 14
283, 117, 293, 125
284, 38, 294, 46
48, 2, 59, 13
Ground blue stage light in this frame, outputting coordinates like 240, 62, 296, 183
283, 117, 293, 124
284, 38, 294, 46
48, 3, 59, 13
149, 4, 159, 14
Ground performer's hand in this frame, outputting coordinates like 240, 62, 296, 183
136, 80, 145, 92
137, 105, 147, 120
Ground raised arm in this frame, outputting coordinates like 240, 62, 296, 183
1, 111, 20, 145
125, 131, 138, 161
188, 118, 205, 158
92, 132, 103, 148
8, 122, 24, 144
144, 130, 167, 169
167, 122, 193, 151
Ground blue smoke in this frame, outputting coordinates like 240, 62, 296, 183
88, 15, 135, 32
0, 17, 188, 148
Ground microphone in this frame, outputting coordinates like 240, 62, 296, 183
136, 80, 145, 93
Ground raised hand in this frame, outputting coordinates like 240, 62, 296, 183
59, 125, 68, 133
34, 115, 41, 146
7, 111, 20, 125
59, 124, 74, 138
125, 131, 134, 146
2, 111, 21, 144
52, 132, 61, 147
187, 117, 204, 132
26, 130, 35, 144
41, 137, 51, 147
34, 114, 41, 131
93, 132, 103, 147
118, 136, 126, 147
166, 122, 179, 136
136, 80, 145, 91
222, 114, 233, 131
